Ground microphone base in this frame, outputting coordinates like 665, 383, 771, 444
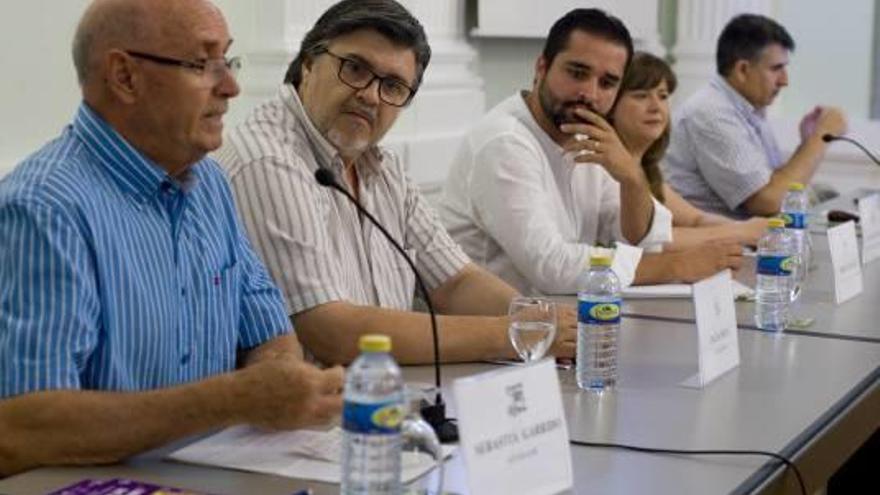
420, 398, 459, 443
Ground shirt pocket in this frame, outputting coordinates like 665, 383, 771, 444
197, 261, 241, 373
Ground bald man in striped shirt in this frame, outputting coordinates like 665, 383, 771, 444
216, 0, 578, 365
0, 0, 342, 477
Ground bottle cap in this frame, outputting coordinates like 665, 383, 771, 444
768, 218, 786, 228
788, 182, 805, 191
590, 255, 613, 267
359, 334, 392, 352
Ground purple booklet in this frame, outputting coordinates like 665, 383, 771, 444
46, 478, 212, 495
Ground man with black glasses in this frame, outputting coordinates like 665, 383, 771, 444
216, 0, 578, 365
0, 0, 343, 476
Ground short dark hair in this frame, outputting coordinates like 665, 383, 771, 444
716, 14, 794, 77
542, 8, 633, 69
284, 0, 431, 92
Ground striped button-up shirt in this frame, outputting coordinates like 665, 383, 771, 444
214, 85, 469, 314
0, 104, 290, 398
663, 75, 784, 219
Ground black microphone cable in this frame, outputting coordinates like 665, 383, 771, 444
822, 133, 880, 167
314, 167, 457, 442
568, 439, 807, 495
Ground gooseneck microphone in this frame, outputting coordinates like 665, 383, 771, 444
822, 134, 880, 166
314, 167, 457, 442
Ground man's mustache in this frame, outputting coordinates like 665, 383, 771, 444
343, 104, 377, 124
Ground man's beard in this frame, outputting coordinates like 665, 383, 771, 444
538, 79, 601, 128
327, 126, 370, 159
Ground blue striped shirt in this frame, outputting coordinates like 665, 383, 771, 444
0, 103, 291, 398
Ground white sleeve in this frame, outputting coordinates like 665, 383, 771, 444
596, 169, 672, 251
469, 134, 593, 294
637, 198, 673, 250
610, 243, 642, 288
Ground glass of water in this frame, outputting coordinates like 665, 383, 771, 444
508, 296, 557, 363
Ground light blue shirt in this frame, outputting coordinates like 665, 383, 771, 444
663, 75, 784, 219
0, 103, 291, 398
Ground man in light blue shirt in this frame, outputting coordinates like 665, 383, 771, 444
664, 14, 847, 218
0, 0, 342, 477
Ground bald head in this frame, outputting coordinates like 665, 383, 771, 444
72, 0, 225, 87
73, 0, 147, 86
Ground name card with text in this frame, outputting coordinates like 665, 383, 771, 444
827, 221, 863, 304
858, 194, 880, 264
681, 270, 740, 388
453, 359, 572, 495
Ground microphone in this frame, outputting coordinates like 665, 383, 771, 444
314, 167, 458, 443
822, 134, 880, 166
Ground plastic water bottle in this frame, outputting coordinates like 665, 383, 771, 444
755, 218, 797, 331
576, 255, 622, 392
781, 182, 811, 295
341, 335, 405, 495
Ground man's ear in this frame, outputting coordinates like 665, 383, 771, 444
730, 59, 751, 85
535, 56, 548, 79
533, 55, 549, 89
104, 50, 140, 104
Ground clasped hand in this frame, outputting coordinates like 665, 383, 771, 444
559, 108, 641, 184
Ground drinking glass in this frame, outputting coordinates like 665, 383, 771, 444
507, 296, 557, 363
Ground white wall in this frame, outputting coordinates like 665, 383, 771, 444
0, 1, 90, 174
0, 0, 265, 176
472, 0, 876, 121
472, 38, 542, 109
1, 0, 877, 185
775, 0, 874, 120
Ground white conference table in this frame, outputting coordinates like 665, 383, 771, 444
620, 229, 880, 343
616, 190, 880, 343
1, 317, 877, 495
2, 195, 879, 495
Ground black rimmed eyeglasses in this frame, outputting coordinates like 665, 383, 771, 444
319, 49, 416, 107
125, 50, 242, 85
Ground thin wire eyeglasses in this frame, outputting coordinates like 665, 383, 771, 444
125, 50, 242, 85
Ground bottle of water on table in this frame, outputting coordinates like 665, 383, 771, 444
781, 181, 811, 297
341, 334, 405, 495
755, 218, 797, 332
577, 255, 622, 392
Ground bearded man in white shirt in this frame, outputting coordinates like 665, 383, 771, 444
440, 8, 743, 295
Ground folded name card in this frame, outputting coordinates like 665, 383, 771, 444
453, 359, 573, 495
681, 270, 740, 389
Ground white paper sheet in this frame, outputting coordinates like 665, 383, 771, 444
622, 279, 754, 300
167, 425, 454, 484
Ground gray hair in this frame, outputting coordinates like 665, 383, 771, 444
284, 0, 431, 92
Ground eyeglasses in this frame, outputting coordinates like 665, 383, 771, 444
125, 50, 242, 85
320, 50, 415, 107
